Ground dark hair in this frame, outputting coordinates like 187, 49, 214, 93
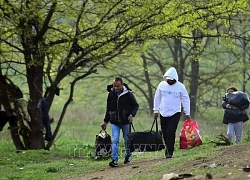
107, 82, 131, 92
226, 86, 237, 92
114, 77, 123, 83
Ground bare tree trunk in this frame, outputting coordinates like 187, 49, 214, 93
174, 38, 184, 83
190, 59, 199, 118
142, 55, 154, 115
26, 65, 45, 149
178, 40, 185, 83
189, 36, 201, 118
0, 74, 25, 150
242, 36, 247, 92
167, 38, 186, 83
24, 42, 46, 149
173, 38, 179, 70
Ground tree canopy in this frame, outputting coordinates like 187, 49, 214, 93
0, 0, 249, 150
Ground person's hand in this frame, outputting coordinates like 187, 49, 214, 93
128, 115, 133, 123
101, 122, 107, 130
229, 104, 238, 109
154, 113, 158, 120
186, 115, 191, 120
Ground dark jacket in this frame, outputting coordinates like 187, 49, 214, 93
37, 98, 52, 141
222, 99, 249, 124
104, 85, 139, 125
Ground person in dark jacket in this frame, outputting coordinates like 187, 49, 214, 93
101, 77, 139, 167
37, 98, 52, 141
222, 86, 249, 144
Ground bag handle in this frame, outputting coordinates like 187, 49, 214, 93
131, 122, 136, 132
131, 118, 159, 133
100, 130, 108, 134
150, 118, 159, 132
182, 118, 191, 127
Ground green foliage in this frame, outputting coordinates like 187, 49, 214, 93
243, 122, 250, 142
197, 107, 223, 123
1, 0, 250, 151
0, 107, 250, 179
46, 167, 60, 173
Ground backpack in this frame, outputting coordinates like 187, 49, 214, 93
95, 130, 112, 157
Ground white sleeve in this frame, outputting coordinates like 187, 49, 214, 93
181, 86, 190, 115
153, 86, 161, 113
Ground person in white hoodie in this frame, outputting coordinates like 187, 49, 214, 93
153, 67, 191, 158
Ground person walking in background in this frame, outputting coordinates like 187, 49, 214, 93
101, 77, 139, 167
37, 97, 52, 142
222, 86, 249, 144
153, 67, 190, 158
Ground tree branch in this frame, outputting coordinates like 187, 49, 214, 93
36, 1, 57, 41
45, 67, 97, 150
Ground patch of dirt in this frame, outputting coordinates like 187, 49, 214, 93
69, 157, 165, 180
176, 144, 250, 180
71, 143, 250, 180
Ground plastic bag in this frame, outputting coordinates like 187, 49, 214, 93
179, 118, 202, 149
223, 91, 249, 109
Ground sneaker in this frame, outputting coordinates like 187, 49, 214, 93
109, 160, 118, 167
124, 156, 131, 164
165, 154, 173, 158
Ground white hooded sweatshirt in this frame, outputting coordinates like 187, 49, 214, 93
153, 67, 190, 117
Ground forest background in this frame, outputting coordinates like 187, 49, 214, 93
0, 0, 250, 179
1, 1, 250, 179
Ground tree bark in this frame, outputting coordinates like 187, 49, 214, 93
189, 37, 200, 118
142, 55, 154, 115
0, 74, 25, 150
26, 64, 45, 149
190, 58, 199, 118
178, 39, 185, 83
242, 36, 247, 92
168, 38, 185, 83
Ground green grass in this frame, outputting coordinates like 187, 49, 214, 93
0, 140, 237, 180
0, 106, 249, 180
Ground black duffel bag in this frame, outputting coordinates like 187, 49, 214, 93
127, 119, 165, 152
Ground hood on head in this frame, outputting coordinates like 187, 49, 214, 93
163, 67, 179, 81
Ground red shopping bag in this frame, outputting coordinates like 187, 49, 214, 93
179, 118, 202, 149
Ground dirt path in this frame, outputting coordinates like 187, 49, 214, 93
175, 144, 250, 180
69, 144, 250, 180
72, 157, 166, 180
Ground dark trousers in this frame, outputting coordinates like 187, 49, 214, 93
160, 112, 181, 155
0, 111, 9, 131
43, 115, 52, 141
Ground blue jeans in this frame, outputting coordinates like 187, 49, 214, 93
227, 121, 243, 144
111, 124, 132, 162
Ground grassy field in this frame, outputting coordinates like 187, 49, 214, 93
1, 104, 250, 180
